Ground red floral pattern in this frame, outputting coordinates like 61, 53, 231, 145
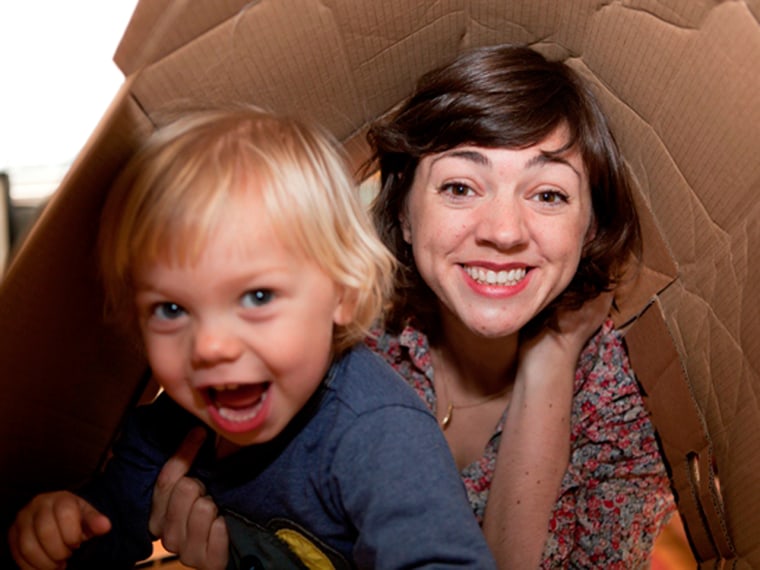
366, 320, 675, 568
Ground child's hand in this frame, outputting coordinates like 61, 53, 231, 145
8, 491, 111, 569
149, 427, 229, 570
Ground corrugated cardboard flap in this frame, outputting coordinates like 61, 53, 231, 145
1, 1, 758, 567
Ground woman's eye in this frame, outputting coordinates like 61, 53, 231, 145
152, 302, 186, 320
242, 289, 274, 308
439, 182, 474, 197
534, 189, 569, 204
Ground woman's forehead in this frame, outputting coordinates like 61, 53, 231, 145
422, 135, 586, 178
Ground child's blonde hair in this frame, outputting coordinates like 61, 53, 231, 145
99, 106, 395, 353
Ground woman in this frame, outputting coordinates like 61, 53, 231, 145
150, 45, 674, 569
363, 44, 674, 568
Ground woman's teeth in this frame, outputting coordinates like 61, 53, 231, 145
465, 266, 526, 286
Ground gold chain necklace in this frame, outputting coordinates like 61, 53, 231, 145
436, 366, 510, 431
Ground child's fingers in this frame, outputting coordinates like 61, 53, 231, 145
8, 522, 51, 570
177, 495, 228, 570
150, 427, 207, 537
9, 491, 109, 570
157, 427, 207, 490
160, 477, 207, 553
76, 497, 112, 541
9, 500, 67, 570
39, 493, 89, 564
56, 495, 89, 548
205, 516, 230, 570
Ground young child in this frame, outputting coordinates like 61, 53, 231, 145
8, 108, 496, 569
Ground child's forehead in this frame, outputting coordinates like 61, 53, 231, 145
152, 200, 303, 265
134, 165, 322, 272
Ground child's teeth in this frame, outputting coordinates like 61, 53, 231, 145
217, 392, 267, 422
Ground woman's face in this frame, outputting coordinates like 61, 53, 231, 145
402, 126, 594, 339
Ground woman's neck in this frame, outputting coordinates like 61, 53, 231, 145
432, 313, 519, 397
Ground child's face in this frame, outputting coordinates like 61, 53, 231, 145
133, 195, 352, 448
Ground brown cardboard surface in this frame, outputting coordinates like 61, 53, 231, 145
0, 80, 152, 517
1, 1, 758, 566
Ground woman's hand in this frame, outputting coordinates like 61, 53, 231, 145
149, 428, 229, 570
8, 491, 111, 570
483, 293, 612, 569
520, 291, 613, 376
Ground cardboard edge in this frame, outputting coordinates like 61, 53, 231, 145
114, 0, 252, 75
626, 300, 735, 564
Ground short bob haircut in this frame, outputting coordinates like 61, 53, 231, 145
99, 106, 395, 354
366, 44, 641, 338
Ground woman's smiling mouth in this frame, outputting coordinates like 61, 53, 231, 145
464, 265, 527, 286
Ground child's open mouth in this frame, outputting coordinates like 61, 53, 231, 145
205, 382, 271, 433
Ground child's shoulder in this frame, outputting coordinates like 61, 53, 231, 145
327, 344, 431, 417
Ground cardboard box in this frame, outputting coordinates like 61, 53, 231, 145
1, 1, 758, 567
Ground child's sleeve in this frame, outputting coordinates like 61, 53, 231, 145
69, 393, 195, 568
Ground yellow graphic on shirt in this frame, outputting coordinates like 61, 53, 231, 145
275, 528, 336, 570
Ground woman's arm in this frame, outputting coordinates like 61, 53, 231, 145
483, 294, 612, 568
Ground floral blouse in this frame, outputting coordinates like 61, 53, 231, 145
365, 319, 675, 569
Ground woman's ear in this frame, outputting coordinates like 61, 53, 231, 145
400, 212, 412, 244
584, 216, 597, 245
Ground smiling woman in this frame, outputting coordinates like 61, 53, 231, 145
362, 44, 675, 568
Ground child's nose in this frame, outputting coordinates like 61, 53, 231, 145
191, 320, 242, 367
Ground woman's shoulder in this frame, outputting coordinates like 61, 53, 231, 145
365, 323, 431, 379
572, 318, 644, 411
575, 319, 632, 385
570, 318, 655, 435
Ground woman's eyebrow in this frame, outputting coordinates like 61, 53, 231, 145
525, 152, 582, 181
431, 149, 491, 167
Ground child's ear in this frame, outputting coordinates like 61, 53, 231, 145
333, 287, 357, 326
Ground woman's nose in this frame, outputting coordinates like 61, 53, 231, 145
474, 198, 528, 250
191, 319, 242, 367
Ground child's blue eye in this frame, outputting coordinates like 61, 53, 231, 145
242, 289, 274, 308
153, 302, 186, 320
